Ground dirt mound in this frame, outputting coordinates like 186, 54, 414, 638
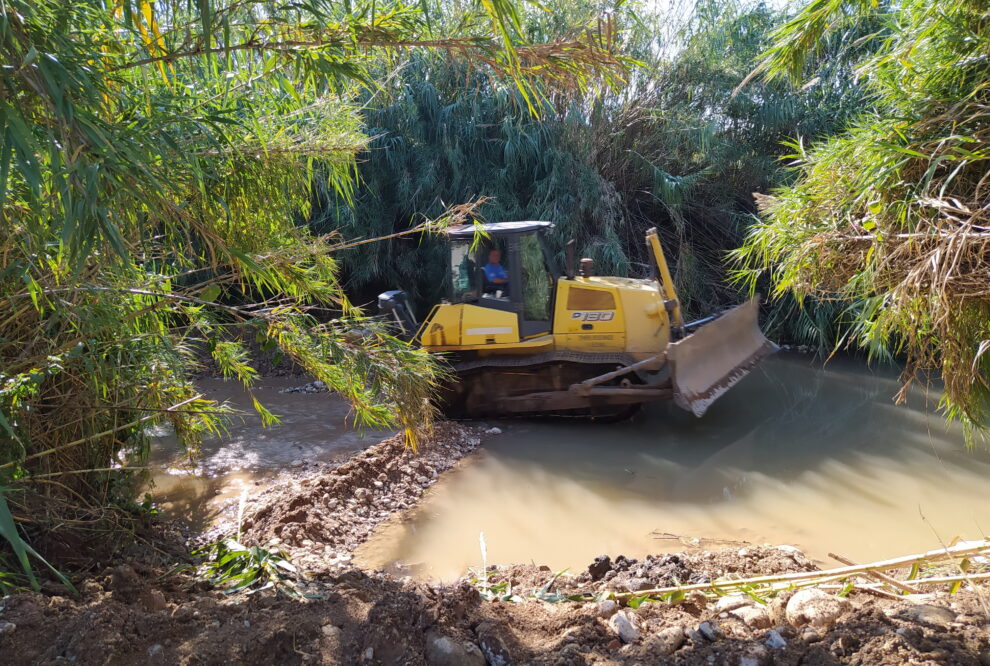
485, 546, 819, 597
239, 422, 483, 573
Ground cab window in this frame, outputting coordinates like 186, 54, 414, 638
450, 241, 476, 302
520, 233, 552, 321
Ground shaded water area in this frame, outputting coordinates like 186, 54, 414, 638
357, 353, 990, 580
150, 378, 393, 528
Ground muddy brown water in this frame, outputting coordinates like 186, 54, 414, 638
152, 356, 990, 580
356, 353, 990, 580
149, 378, 393, 529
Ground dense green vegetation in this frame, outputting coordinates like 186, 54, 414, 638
316, 0, 867, 336
0, 0, 621, 586
736, 0, 990, 433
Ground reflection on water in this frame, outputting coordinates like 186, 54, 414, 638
149, 378, 393, 528
356, 353, 990, 580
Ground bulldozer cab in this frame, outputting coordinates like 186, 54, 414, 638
447, 221, 557, 339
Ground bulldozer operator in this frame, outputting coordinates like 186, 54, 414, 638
483, 248, 509, 295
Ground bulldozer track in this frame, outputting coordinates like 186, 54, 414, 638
452, 350, 638, 373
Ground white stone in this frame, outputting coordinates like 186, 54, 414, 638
425, 633, 486, 666
647, 626, 684, 655
485, 427, 502, 435
714, 594, 750, 613
764, 629, 787, 650
597, 600, 618, 617
608, 611, 640, 643
777, 545, 802, 555
786, 588, 851, 629
147, 644, 163, 658
732, 605, 771, 629
698, 621, 722, 642
0, 622, 15, 635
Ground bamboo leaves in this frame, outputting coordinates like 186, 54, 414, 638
0, 489, 75, 593
737, 0, 990, 434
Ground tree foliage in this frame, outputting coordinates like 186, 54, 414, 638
318, 0, 865, 330
0, 0, 624, 581
735, 0, 990, 432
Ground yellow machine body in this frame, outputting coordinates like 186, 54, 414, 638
418, 277, 670, 359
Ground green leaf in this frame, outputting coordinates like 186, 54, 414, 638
199, 284, 221, 302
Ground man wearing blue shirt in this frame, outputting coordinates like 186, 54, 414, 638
484, 248, 509, 292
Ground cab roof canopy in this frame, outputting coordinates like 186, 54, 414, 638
445, 220, 553, 239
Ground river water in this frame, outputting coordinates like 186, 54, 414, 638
149, 378, 393, 529
151, 356, 990, 580
355, 353, 990, 579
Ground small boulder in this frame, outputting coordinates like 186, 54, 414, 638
426, 633, 486, 666
623, 577, 652, 592
588, 555, 612, 581
698, 620, 723, 642
647, 626, 685, 655
476, 621, 512, 666
684, 627, 707, 644
608, 611, 640, 644
764, 629, 787, 650
785, 588, 850, 629
731, 605, 771, 629
0, 622, 15, 635
902, 604, 956, 627
714, 594, 750, 613
597, 599, 619, 617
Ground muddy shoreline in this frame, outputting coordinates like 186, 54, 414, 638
1, 421, 989, 664
239, 421, 488, 575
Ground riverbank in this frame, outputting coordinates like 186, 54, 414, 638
238, 421, 488, 574
1, 419, 988, 664
1, 549, 987, 664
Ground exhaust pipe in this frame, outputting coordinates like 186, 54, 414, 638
378, 290, 418, 340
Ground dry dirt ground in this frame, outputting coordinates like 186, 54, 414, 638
1, 424, 989, 665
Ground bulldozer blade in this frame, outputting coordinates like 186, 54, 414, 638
668, 298, 778, 417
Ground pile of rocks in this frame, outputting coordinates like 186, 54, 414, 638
278, 380, 329, 394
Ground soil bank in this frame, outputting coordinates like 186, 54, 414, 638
1, 422, 989, 665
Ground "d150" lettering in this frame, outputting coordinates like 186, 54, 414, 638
571, 311, 615, 322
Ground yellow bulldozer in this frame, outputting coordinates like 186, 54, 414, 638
378, 221, 776, 419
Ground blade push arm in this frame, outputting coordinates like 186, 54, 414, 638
645, 228, 684, 332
